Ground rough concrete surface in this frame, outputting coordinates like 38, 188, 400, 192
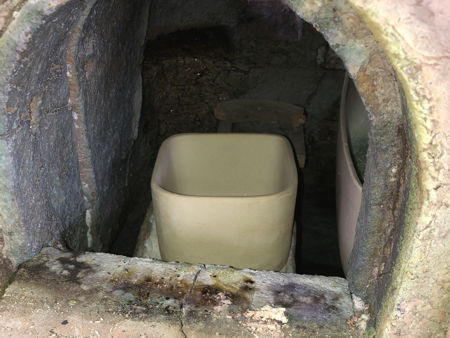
0, 248, 365, 337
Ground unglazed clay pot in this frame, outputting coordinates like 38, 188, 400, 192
336, 74, 369, 275
151, 133, 297, 271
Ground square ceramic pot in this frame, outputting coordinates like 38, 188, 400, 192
151, 133, 297, 271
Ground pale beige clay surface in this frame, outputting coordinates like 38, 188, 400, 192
134, 203, 297, 273
151, 133, 297, 271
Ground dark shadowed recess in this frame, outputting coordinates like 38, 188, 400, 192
110, 16, 346, 278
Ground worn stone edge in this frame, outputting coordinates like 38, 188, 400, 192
348, 1, 450, 336
1, 248, 364, 336
284, 0, 408, 324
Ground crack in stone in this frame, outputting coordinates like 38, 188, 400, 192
178, 311, 187, 338
0, 264, 17, 298
177, 265, 204, 338
304, 69, 327, 109
66, 0, 99, 251
187, 265, 204, 297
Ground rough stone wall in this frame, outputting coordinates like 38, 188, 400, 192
0, 0, 86, 291
0, 0, 149, 290
71, 0, 149, 251
147, 0, 247, 40
348, 1, 450, 336
284, 0, 408, 320
284, 0, 449, 336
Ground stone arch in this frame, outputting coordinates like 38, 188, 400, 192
285, 0, 448, 335
285, 0, 409, 312
0, 0, 448, 335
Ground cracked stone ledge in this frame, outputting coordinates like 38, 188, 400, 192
0, 248, 365, 336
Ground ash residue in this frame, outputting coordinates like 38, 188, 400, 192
271, 282, 344, 323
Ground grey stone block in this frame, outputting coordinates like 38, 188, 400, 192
0, 0, 150, 288
0, 248, 365, 336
